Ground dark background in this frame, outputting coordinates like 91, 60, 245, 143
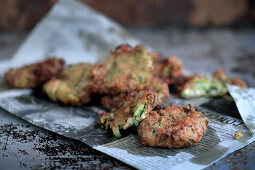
0, 0, 255, 31
0, 0, 255, 169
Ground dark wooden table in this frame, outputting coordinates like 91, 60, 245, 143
0, 27, 255, 169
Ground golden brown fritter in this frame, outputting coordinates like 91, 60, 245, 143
138, 105, 208, 148
179, 74, 228, 98
101, 77, 169, 111
98, 90, 157, 137
214, 69, 247, 88
101, 94, 125, 111
154, 56, 184, 85
179, 69, 247, 98
213, 69, 227, 81
148, 51, 164, 63
43, 63, 93, 106
91, 44, 153, 95
5, 58, 65, 88
147, 76, 170, 104
228, 77, 247, 88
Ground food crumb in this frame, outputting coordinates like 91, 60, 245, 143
234, 130, 243, 140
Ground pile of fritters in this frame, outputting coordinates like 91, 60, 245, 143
4, 44, 247, 148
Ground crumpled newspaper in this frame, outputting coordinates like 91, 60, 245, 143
228, 84, 255, 134
0, 0, 254, 169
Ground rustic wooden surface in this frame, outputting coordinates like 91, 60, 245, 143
0, 28, 255, 169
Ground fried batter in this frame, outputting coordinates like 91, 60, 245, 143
213, 69, 227, 81
5, 58, 64, 88
101, 95, 123, 111
149, 77, 170, 103
43, 63, 93, 106
180, 75, 227, 98
138, 105, 208, 148
101, 90, 138, 111
228, 77, 247, 87
98, 90, 157, 137
180, 69, 247, 98
213, 69, 246, 87
91, 44, 153, 95
154, 56, 184, 85
148, 51, 164, 62
101, 77, 169, 111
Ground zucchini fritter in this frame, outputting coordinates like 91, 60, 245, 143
91, 44, 153, 95
101, 94, 125, 111
101, 77, 169, 111
98, 90, 157, 137
180, 75, 227, 98
180, 69, 247, 98
213, 69, 247, 88
153, 55, 184, 85
148, 76, 170, 104
5, 58, 64, 88
43, 63, 93, 106
138, 105, 208, 148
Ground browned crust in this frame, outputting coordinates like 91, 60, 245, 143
101, 95, 123, 111
90, 44, 153, 95
213, 69, 227, 81
228, 77, 247, 87
138, 105, 208, 148
177, 75, 200, 94
43, 63, 93, 106
5, 58, 65, 88
98, 90, 157, 130
153, 56, 184, 85
101, 77, 170, 111
213, 69, 247, 87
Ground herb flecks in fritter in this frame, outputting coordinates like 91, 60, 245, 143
153, 55, 184, 85
5, 58, 65, 88
98, 90, 157, 137
91, 44, 153, 95
43, 63, 93, 106
101, 77, 169, 111
138, 105, 208, 148
180, 69, 247, 98
180, 75, 227, 98
147, 77, 170, 104
101, 95, 124, 111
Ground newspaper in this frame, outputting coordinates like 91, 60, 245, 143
0, 0, 254, 169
